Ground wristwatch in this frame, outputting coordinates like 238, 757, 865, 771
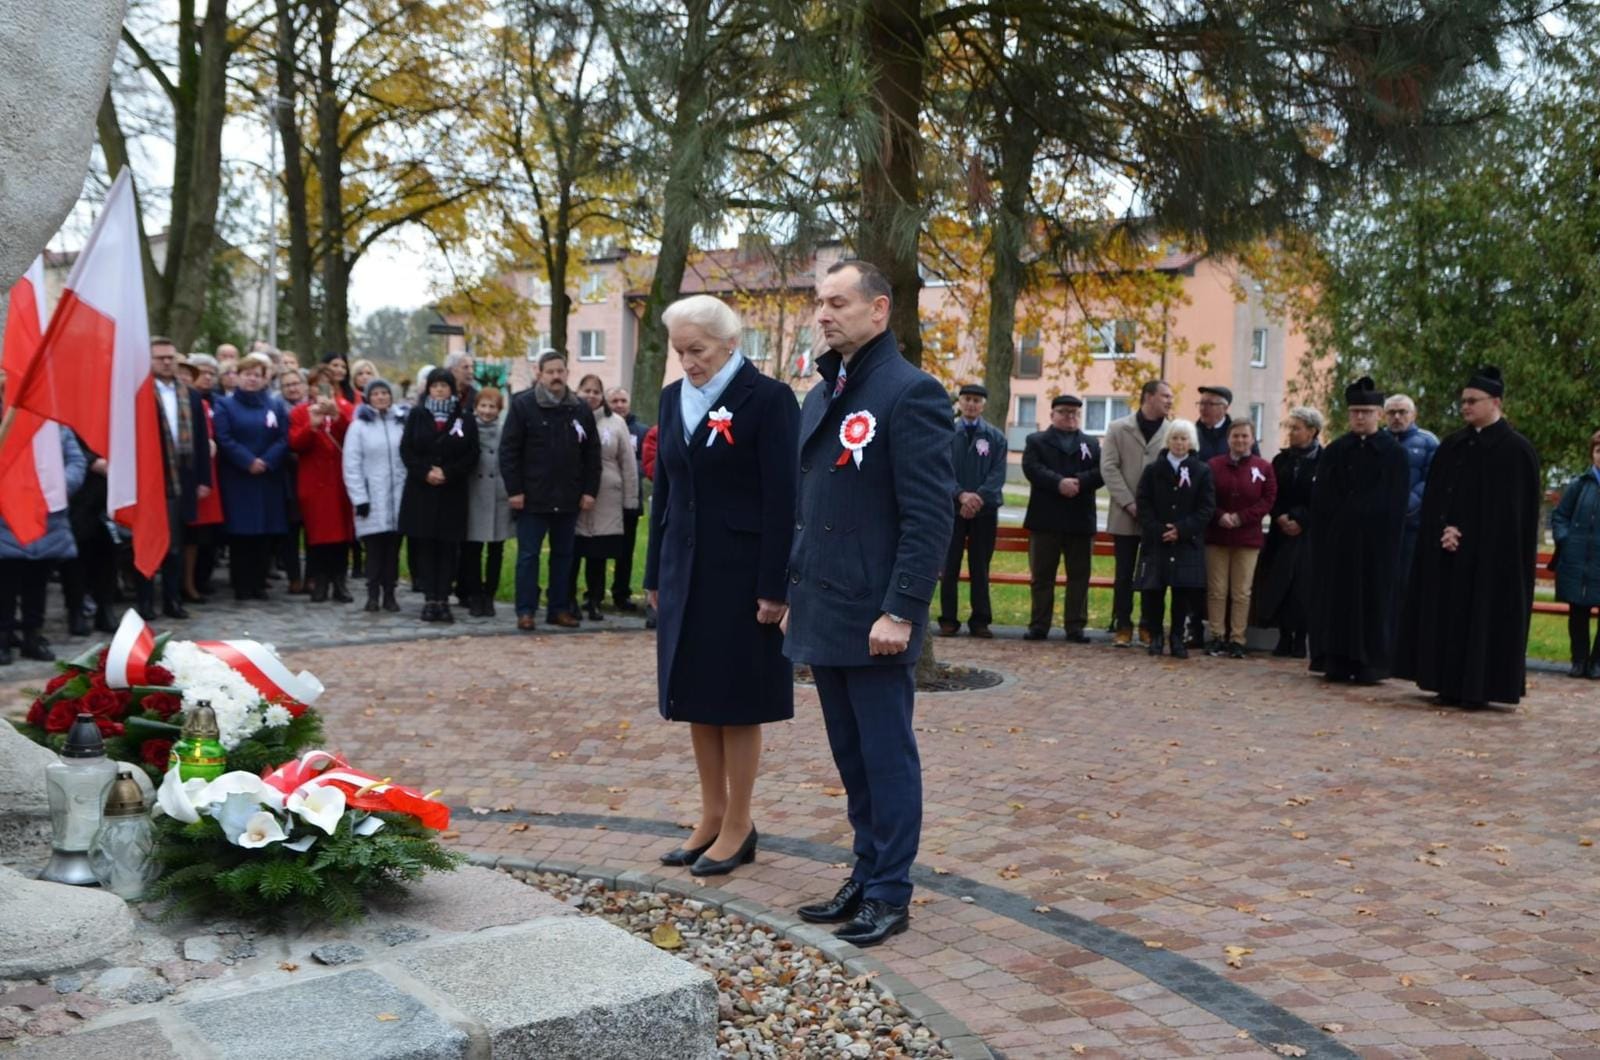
885, 613, 912, 625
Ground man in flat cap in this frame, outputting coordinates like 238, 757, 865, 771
1195, 385, 1239, 463
1395, 367, 1540, 707
937, 383, 1008, 637
1307, 377, 1409, 683
1021, 394, 1102, 641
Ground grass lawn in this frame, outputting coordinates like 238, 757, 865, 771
418, 526, 1570, 662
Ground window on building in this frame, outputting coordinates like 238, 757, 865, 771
1087, 320, 1136, 358
1250, 402, 1265, 437
741, 328, 769, 362
525, 332, 552, 359
1082, 396, 1132, 435
1014, 332, 1043, 379
529, 278, 552, 306
579, 272, 606, 303
1250, 327, 1268, 368
578, 330, 605, 361
1015, 395, 1037, 429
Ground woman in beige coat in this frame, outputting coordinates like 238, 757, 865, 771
571, 373, 640, 620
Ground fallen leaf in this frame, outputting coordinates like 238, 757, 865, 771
375, 1013, 400, 1022
279, 961, 300, 972
1233, 902, 1257, 914
1291, 831, 1309, 841
1258, 913, 1274, 922
650, 923, 683, 950
1352, 886, 1366, 894
998, 864, 1022, 880
1576, 966, 1595, 976
1224, 944, 1253, 967
1085, 872, 1108, 881
1416, 854, 1447, 867
548, 751, 567, 760
1581, 837, 1594, 847
1398, 975, 1414, 987
1235, 1030, 1251, 1039
1285, 795, 1314, 806
506, 822, 529, 833
1070, 1046, 1086, 1055
496, 802, 516, 812
1007, 726, 1023, 734
1272, 1044, 1308, 1057
1295, 890, 1316, 898
822, 786, 846, 797
468, 806, 492, 816
910, 896, 934, 906
616, 719, 631, 730
1321, 1022, 1344, 1033
1144, 940, 1165, 949
1106, 810, 1121, 819
439, 830, 459, 840
1008, 801, 1025, 811
1355, 907, 1374, 917
1279, 817, 1295, 828
932, 867, 950, 876
1033, 905, 1053, 914
1523, 908, 1547, 918
606, 786, 627, 794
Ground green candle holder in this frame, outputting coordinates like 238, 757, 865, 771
167, 702, 227, 782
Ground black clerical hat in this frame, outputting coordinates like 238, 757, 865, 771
1465, 365, 1504, 398
1344, 376, 1384, 408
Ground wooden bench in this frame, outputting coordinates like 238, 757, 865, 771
957, 526, 1570, 617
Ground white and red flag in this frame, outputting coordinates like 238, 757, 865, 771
0, 255, 67, 544
3, 170, 167, 576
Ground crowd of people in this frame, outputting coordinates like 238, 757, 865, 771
944, 370, 1600, 703
0, 341, 650, 662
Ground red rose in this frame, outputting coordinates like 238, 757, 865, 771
25, 699, 46, 727
88, 672, 108, 690
44, 673, 72, 694
145, 665, 174, 686
95, 649, 108, 669
44, 702, 77, 733
94, 717, 125, 738
82, 688, 125, 720
141, 692, 182, 719
140, 739, 174, 770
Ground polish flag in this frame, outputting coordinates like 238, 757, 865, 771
4, 170, 167, 576
0, 255, 67, 543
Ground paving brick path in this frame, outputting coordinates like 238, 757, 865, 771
6, 614, 1600, 1058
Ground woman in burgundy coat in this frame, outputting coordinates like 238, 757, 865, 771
289, 391, 354, 602
1204, 420, 1277, 657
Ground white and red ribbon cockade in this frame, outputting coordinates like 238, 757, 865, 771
1178, 466, 1192, 488
104, 610, 323, 706
705, 406, 734, 447
975, 438, 990, 457
835, 410, 877, 469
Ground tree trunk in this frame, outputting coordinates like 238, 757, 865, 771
164, 0, 231, 352
545, 202, 573, 358
628, 0, 712, 425
275, 0, 316, 359
95, 89, 162, 318
857, 0, 927, 367
981, 115, 1041, 430
315, 0, 348, 354
155, 0, 200, 336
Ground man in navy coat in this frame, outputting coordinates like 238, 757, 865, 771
140, 337, 212, 620
783, 260, 955, 946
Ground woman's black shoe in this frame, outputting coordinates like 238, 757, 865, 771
659, 838, 715, 867
68, 613, 91, 637
690, 828, 758, 877
309, 578, 328, 603
93, 610, 117, 633
1272, 633, 1294, 657
331, 578, 353, 603
1169, 638, 1189, 659
382, 588, 401, 612
1571, 661, 1589, 678
421, 602, 438, 622
437, 603, 455, 624
1146, 634, 1165, 657
584, 603, 604, 622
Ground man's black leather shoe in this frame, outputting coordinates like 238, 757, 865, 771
1022, 628, 1047, 641
1064, 631, 1090, 644
833, 899, 909, 946
798, 879, 863, 924
162, 604, 191, 621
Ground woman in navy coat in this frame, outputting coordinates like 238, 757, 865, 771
212, 353, 291, 600
644, 295, 798, 878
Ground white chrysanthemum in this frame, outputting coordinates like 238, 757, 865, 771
263, 705, 292, 728
161, 641, 276, 750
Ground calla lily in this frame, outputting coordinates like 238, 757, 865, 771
353, 815, 385, 837
237, 811, 287, 849
201, 771, 285, 813
215, 792, 271, 846
156, 767, 211, 824
283, 833, 318, 852
287, 782, 346, 835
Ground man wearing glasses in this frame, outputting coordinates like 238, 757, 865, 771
1395, 367, 1540, 708
1383, 394, 1439, 615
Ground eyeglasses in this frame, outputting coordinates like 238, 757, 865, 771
1460, 397, 1488, 406
1198, 399, 1226, 407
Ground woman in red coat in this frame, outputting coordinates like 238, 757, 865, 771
289, 390, 354, 602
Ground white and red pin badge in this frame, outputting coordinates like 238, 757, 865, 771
706, 407, 734, 446
836, 410, 877, 468
1178, 466, 1192, 488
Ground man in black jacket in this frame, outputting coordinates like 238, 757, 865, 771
1021, 395, 1103, 641
139, 337, 211, 621
937, 383, 1008, 638
500, 351, 600, 630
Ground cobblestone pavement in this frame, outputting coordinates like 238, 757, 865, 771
6, 609, 1600, 1058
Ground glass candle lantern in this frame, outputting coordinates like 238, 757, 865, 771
41, 713, 120, 885
167, 702, 226, 782
88, 773, 161, 900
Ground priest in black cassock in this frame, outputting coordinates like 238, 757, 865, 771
1308, 377, 1410, 683
1395, 367, 1540, 707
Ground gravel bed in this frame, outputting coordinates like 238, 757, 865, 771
505, 869, 955, 1059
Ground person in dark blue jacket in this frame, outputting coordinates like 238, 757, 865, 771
644, 295, 798, 879
1383, 393, 1438, 612
212, 353, 291, 600
1552, 428, 1600, 678
784, 261, 955, 947
139, 337, 212, 620
937, 383, 1008, 638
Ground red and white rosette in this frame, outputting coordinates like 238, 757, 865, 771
836, 410, 877, 469
706, 406, 734, 447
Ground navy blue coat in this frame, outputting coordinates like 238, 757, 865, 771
644, 361, 798, 722
783, 331, 955, 668
156, 382, 213, 524
213, 389, 291, 536
1552, 471, 1600, 607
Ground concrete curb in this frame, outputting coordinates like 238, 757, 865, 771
469, 852, 997, 1060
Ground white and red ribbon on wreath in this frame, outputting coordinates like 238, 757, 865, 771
104, 610, 324, 706
836, 410, 877, 469
262, 749, 449, 830
705, 406, 734, 447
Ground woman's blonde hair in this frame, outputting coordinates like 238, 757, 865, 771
1165, 417, 1198, 448
239, 352, 274, 376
